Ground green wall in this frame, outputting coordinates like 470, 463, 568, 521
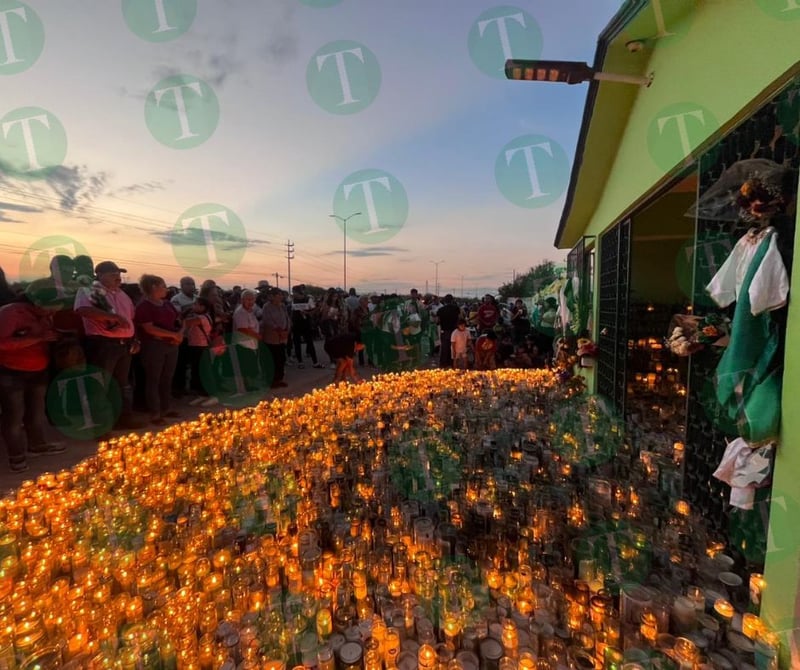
582, 1, 800, 243
569, 2, 800, 664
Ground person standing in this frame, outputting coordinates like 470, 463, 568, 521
171, 276, 197, 398
291, 285, 323, 369
436, 294, 461, 368
345, 287, 360, 313
74, 260, 145, 430
510, 298, 531, 345
451, 319, 471, 370
260, 287, 290, 389
0, 296, 64, 472
232, 289, 262, 392
476, 294, 500, 333
134, 275, 184, 426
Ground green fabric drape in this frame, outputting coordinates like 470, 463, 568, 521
714, 231, 782, 443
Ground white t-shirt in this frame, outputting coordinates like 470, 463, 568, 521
451, 328, 470, 355
233, 305, 260, 350
706, 227, 788, 315
171, 292, 196, 311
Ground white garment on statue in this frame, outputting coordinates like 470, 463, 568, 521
712, 437, 774, 510
706, 227, 789, 315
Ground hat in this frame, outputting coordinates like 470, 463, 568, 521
267, 286, 283, 295
94, 261, 126, 276
257, 280, 270, 289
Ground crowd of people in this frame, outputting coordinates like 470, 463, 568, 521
0, 256, 561, 473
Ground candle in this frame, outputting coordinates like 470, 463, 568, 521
686, 586, 705, 613
713, 599, 733, 626
749, 573, 766, 613
741, 613, 762, 640
418, 644, 436, 670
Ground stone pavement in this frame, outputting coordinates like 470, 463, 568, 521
0, 361, 379, 492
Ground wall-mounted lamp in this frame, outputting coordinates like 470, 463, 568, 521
505, 59, 653, 88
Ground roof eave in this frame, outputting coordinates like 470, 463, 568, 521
554, 0, 649, 249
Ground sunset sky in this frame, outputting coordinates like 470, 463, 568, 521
0, 0, 620, 296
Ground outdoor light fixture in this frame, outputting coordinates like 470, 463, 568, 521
505, 59, 653, 87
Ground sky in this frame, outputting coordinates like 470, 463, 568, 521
0, 0, 621, 297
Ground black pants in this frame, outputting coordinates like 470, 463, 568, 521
266, 343, 286, 384
84, 336, 133, 416
440, 329, 454, 368
292, 328, 319, 365
0, 368, 47, 466
187, 346, 210, 395
140, 339, 180, 419
172, 339, 191, 395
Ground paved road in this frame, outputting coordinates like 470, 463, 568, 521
0, 362, 379, 492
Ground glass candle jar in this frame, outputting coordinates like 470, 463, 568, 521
339, 642, 364, 670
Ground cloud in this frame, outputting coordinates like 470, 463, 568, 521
0, 158, 109, 214
109, 180, 169, 197
45, 165, 109, 212
151, 228, 268, 250
0, 212, 22, 223
0, 201, 42, 213
324, 246, 409, 257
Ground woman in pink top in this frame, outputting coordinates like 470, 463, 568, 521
184, 297, 219, 407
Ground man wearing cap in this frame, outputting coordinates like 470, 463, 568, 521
74, 261, 144, 430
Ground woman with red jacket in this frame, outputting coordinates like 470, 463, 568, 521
0, 296, 64, 472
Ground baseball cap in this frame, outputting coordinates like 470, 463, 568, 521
94, 261, 126, 276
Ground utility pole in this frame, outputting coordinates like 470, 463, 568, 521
272, 272, 286, 289
430, 259, 445, 297
329, 212, 362, 292
460, 275, 464, 299
285, 240, 295, 293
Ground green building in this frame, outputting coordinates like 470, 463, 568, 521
552, 1, 800, 666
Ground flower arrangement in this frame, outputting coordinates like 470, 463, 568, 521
736, 177, 789, 222
666, 313, 729, 357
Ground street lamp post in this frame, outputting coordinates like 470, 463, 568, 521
329, 212, 362, 291
430, 259, 445, 297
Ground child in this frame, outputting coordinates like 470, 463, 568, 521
450, 319, 471, 370
474, 330, 498, 371
324, 332, 365, 383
